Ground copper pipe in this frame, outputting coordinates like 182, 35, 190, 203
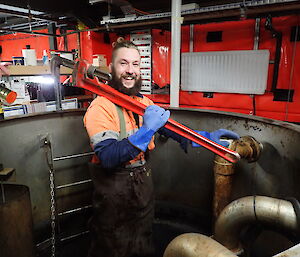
214, 196, 298, 254
213, 155, 235, 220
163, 233, 237, 257
213, 136, 262, 220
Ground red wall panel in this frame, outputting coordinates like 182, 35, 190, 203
0, 29, 50, 61
152, 29, 171, 88
149, 15, 300, 122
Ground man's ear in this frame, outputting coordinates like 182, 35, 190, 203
109, 63, 112, 73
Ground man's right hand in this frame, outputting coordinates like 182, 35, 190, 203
142, 105, 170, 132
128, 105, 170, 152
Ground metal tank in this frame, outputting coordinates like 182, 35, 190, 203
0, 108, 299, 257
0, 184, 35, 257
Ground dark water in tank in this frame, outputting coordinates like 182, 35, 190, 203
36, 203, 210, 257
37, 220, 206, 257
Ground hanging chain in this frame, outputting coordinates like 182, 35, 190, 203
43, 138, 57, 257
49, 163, 56, 257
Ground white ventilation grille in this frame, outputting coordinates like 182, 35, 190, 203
181, 50, 270, 95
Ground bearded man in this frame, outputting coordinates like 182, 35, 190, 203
84, 38, 239, 257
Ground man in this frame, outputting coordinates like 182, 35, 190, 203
84, 38, 239, 257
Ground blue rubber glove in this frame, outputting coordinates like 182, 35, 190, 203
192, 129, 239, 147
128, 105, 170, 152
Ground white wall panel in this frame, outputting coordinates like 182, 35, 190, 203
181, 50, 270, 94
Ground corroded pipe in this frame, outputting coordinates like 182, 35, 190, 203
214, 196, 298, 254
213, 136, 262, 219
163, 233, 237, 257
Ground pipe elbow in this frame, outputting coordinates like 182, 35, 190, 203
163, 233, 237, 257
214, 196, 298, 253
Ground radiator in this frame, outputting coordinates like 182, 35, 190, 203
181, 50, 270, 95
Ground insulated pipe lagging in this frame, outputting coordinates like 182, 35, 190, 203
163, 233, 237, 257
214, 196, 298, 253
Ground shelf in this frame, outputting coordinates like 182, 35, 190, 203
6, 65, 73, 76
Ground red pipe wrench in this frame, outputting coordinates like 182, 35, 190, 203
72, 60, 240, 163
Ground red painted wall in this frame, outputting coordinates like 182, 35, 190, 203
1, 16, 300, 122
0, 29, 79, 61
148, 15, 300, 122
0, 29, 50, 60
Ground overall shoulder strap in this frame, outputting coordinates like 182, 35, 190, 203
115, 105, 127, 140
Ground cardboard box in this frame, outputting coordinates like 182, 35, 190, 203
93, 54, 107, 67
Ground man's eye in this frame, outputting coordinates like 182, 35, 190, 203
121, 62, 127, 65
133, 63, 139, 67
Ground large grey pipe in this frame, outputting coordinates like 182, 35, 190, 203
214, 196, 298, 253
163, 231, 300, 257
163, 233, 237, 257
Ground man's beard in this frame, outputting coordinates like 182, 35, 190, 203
109, 69, 142, 96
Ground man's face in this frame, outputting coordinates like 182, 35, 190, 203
109, 47, 142, 95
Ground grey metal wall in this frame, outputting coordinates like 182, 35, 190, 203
1, 108, 300, 246
150, 108, 300, 224
0, 110, 92, 242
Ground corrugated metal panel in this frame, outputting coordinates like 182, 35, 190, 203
181, 50, 270, 94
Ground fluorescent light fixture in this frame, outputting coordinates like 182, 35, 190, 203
31, 76, 55, 85
89, 0, 106, 4
0, 4, 45, 15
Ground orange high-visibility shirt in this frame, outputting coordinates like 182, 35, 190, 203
84, 95, 155, 166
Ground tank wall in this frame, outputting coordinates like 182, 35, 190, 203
150, 109, 300, 219
1, 109, 300, 251
0, 111, 92, 240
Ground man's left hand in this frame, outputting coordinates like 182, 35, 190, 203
0, 62, 11, 78
192, 129, 240, 147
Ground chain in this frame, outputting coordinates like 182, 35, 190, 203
49, 164, 56, 257
43, 138, 57, 257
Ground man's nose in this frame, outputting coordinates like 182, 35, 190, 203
125, 63, 134, 73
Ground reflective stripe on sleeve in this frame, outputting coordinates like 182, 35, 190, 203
91, 130, 119, 147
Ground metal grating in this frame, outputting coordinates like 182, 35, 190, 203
181, 50, 270, 95
130, 30, 152, 94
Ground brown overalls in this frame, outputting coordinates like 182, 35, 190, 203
88, 163, 155, 257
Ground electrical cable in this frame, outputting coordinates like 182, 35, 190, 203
285, 16, 299, 121
133, 7, 150, 15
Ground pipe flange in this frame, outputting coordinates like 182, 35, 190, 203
240, 136, 262, 163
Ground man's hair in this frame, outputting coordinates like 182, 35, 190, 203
111, 37, 139, 63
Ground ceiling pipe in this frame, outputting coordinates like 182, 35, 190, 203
0, 28, 62, 37
4, 2, 300, 38
0, 7, 73, 25
76, 1, 300, 32
163, 233, 237, 257
0, 27, 60, 37
170, 0, 181, 108
214, 196, 298, 254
